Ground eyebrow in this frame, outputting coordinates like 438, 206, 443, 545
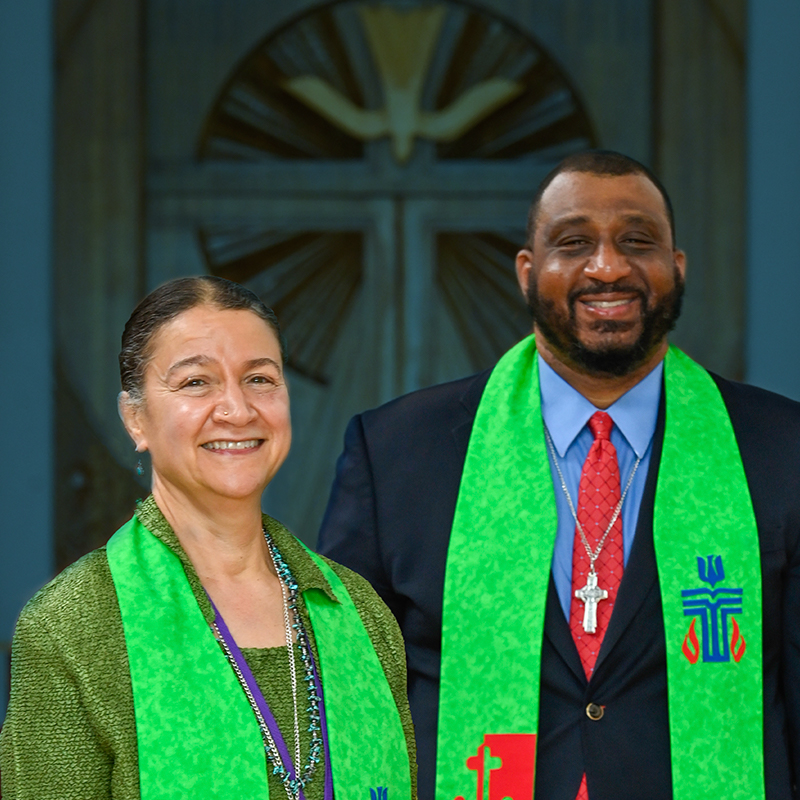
166, 355, 213, 378
547, 215, 591, 233
166, 355, 283, 378
544, 213, 662, 238
244, 357, 283, 374
619, 214, 660, 228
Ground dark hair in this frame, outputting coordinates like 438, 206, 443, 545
525, 150, 676, 246
119, 275, 286, 404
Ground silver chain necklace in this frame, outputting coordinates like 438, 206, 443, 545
266, 544, 303, 777
211, 620, 296, 800
544, 424, 641, 633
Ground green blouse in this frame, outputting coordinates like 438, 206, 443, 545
0, 497, 417, 799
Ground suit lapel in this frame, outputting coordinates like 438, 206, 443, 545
591, 387, 666, 678
544, 573, 587, 682
451, 369, 491, 456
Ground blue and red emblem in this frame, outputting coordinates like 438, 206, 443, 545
681, 555, 746, 664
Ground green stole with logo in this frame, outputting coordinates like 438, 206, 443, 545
106, 514, 411, 800
436, 335, 764, 800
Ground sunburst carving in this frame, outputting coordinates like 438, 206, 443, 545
437, 232, 532, 370
198, 1, 595, 163
433, 13, 593, 158
199, 226, 363, 384
198, 6, 365, 159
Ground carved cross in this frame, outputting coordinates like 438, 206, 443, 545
575, 570, 608, 634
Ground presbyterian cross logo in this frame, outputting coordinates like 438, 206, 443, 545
681, 555, 746, 664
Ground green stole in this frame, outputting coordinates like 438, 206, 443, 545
437, 336, 764, 800
106, 514, 411, 800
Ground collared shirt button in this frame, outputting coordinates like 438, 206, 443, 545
586, 703, 604, 720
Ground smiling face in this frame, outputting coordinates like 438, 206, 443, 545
516, 171, 686, 377
120, 305, 291, 509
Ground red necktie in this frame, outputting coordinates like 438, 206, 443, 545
570, 411, 624, 800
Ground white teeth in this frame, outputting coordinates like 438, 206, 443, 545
586, 299, 630, 308
202, 439, 259, 450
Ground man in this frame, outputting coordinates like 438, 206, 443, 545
318, 151, 800, 800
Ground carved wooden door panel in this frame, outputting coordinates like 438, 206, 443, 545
52, 0, 746, 559
149, 0, 596, 540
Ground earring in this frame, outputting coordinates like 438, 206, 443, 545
134, 445, 145, 476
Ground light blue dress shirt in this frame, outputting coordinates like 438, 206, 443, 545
539, 355, 663, 618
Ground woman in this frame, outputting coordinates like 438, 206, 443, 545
0, 277, 416, 800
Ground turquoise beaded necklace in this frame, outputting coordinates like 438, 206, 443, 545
210, 527, 324, 800
263, 527, 324, 796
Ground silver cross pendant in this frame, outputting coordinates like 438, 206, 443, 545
575, 569, 608, 634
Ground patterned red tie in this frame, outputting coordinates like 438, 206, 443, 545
570, 411, 624, 800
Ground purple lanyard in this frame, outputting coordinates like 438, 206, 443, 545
208, 597, 334, 800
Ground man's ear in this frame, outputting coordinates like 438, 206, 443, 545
118, 392, 147, 452
515, 248, 534, 298
674, 249, 687, 280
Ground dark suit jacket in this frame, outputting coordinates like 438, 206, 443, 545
318, 369, 800, 800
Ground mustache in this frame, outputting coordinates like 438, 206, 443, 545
568, 282, 646, 305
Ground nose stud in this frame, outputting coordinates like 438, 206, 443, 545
222, 409, 229, 416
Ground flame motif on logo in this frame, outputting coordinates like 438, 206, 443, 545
682, 618, 701, 664
731, 617, 746, 663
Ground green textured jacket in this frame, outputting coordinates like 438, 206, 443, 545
0, 497, 417, 799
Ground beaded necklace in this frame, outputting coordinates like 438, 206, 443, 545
209, 527, 326, 800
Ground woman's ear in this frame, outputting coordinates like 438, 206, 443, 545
118, 392, 148, 452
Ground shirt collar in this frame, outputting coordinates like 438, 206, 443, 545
539, 354, 663, 458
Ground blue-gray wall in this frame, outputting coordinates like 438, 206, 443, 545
0, 0, 54, 719
746, 0, 800, 400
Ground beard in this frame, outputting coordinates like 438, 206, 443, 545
526, 268, 685, 377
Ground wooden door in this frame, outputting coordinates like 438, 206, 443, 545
150, 0, 596, 540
